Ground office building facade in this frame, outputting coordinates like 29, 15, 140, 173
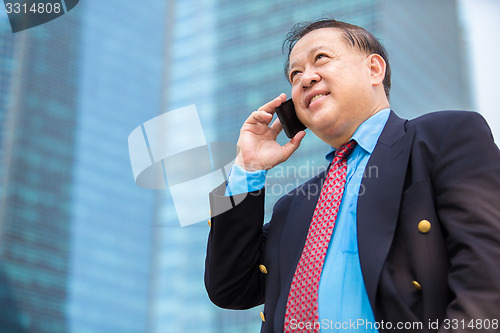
0, 12, 81, 333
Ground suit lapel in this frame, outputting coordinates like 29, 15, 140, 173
357, 111, 415, 306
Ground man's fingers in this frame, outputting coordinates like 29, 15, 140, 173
281, 130, 306, 160
245, 110, 274, 127
243, 93, 287, 128
257, 93, 287, 114
270, 117, 283, 134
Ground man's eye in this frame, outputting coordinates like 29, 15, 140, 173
315, 53, 327, 61
290, 71, 300, 81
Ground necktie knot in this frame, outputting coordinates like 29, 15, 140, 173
334, 140, 357, 161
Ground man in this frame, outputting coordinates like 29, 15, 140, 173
205, 19, 500, 332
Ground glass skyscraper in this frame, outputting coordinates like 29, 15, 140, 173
66, 1, 165, 332
0, 10, 81, 332
0, 1, 165, 332
382, 0, 471, 119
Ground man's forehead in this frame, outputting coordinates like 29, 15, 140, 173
289, 28, 346, 66
289, 45, 332, 68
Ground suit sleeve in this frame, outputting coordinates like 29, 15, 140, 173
432, 112, 500, 329
204, 182, 268, 309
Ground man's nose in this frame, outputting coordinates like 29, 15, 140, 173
301, 67, 320, 89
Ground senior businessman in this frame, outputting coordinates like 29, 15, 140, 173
205, 18, 500, 332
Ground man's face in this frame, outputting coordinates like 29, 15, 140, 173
288, 28, 376, 146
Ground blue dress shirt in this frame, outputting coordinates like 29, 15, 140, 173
225, 109, 391, 332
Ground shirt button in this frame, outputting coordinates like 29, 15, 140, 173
260, 311, 265, 322
259, 265, 268, 274
418, 220, 431, 233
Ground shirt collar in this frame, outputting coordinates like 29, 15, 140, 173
325, 108, 391, 161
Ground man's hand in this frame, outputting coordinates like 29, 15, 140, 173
234, 93, 306, 171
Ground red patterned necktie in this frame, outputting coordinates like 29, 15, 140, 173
283, 140, 357, 332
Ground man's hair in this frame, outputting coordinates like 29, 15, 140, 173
283, 18, 391, 98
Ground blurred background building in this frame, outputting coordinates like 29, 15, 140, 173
0, 0, 497, 332
0, 8, 81, 333
0, 0, 164, 332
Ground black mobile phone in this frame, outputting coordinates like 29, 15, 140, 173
275, 99, 306, 138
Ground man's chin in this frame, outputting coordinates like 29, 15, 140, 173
306, 115, 334, 132
306, 123, 333, 139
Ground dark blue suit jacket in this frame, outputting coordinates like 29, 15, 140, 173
205, 111, 500, 332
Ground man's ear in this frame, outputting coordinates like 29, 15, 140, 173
367, 54, 386, 86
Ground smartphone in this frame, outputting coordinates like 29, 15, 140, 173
275, 99, 307, 138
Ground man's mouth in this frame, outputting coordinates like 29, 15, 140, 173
308, 93, 330, 107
